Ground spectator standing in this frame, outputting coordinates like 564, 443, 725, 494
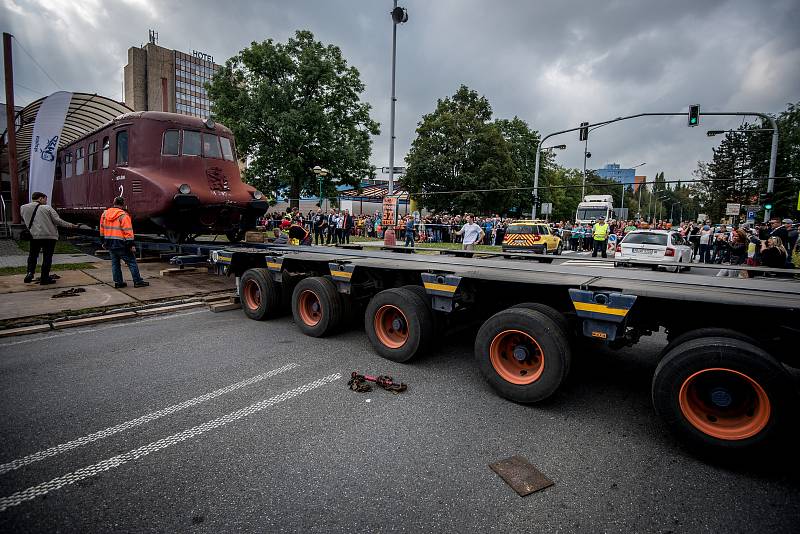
312, 209, 326, 245
698, 225, 713, 263
404, 215, 415, 247
20, 191, 82, 285
454, 215, 484, 251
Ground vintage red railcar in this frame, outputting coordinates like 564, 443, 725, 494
52, 111, 266, 242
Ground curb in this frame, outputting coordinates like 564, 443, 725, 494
0, 300, 217, 339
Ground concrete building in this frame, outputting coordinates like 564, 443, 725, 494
596, 163, 635, 185
123, 37, 219, 119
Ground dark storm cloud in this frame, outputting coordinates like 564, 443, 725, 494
2, 0, 798, 183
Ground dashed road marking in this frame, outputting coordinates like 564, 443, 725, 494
0, 372, 341, 512
0, 363, 299, 475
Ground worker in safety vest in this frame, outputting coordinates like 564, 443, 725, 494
591, 215, 610, 258
100, 197, 149, 288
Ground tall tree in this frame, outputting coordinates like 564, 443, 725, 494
206, 30, 380, 208
403, 85, 519, 214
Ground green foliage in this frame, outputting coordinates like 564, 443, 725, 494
402, 85, 520, 214
694, 101, 800, 220
206, 30, 380, 208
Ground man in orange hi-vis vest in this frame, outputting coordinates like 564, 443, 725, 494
100, 197, 149, 289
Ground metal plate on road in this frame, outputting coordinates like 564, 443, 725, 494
489, 455, 554, 496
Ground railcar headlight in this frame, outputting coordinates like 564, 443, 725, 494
178, 184, 191, 194
252, 190, 264, 200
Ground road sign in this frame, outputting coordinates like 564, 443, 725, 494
607, 233, 617, 253
541, 203, 552, 215
744, 204, 761, 211
725, 203, 741, 216
747, 211, 756, 223
381, 166, 406, 174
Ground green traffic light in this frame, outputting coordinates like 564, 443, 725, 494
765, 203, 773, 210
690, 118, 697, 124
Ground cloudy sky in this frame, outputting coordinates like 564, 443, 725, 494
3, 0, 799, 184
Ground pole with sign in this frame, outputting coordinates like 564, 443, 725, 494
382, 195, 399, 246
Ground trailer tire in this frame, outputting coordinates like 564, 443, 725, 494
291, 276, 342, 337
365, 287, 433, 362
240, 268, 281, 321
511, 302, 572, 377
652, 336, 796, 453
324, 275, 355, 328
662, 328, 758, 358
475, 308, 570, 403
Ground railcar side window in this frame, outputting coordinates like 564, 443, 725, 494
88, 141, 97, 172
64, 153, 73, 178
220, 137, 235, 161
102, 137, 110, 168
116, 131, 129, 166
203, 133, 222, 159
162, 130, 179, 156
75, 147, 85, 175
182, 130, 201, 156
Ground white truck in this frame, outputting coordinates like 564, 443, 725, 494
575, 195, 615, 224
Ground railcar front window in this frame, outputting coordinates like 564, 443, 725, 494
88, 141, 97, 172
102, 137, 110, 168
182, 131, 201, 156
203, 134, 222, 159
64, 153, 72, 178
116, 131, 129, 166
162, 130, 179, 156
220, 137, 235, 161
75, 147, 85, 175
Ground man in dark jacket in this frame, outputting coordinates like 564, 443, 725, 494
20, 192, 81, 284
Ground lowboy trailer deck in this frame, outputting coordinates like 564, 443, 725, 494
214, 245, 800, 455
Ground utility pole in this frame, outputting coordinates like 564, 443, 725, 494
3, 32, 20, 224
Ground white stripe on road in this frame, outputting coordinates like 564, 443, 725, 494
0, 363, 299, 476
563, 259, 616, 269
0, 309, 210, 348
0, 372, 341, 512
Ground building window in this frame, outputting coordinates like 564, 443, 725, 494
182, 130, 201, 156
220, 137, 235, 161
75, 147, 85, 175
64, 153, 73, 178
88, 141, 97, 172
116, 131, 129, 166
102, 137, 110, 168
203, 133, 222, 159
162, 129, 179, 155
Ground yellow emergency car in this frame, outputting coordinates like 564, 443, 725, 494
502, 220, 562, 255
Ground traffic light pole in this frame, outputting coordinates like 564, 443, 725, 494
532, 111, 778, 221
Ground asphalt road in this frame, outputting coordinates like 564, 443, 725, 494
1, 308, 798, 533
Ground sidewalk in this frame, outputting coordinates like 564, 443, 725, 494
0, 258, 236, 327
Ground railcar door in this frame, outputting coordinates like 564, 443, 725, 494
110, 128, 130, 206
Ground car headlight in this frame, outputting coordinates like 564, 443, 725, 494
178, 184, 191, 194
252, 190, 263, 200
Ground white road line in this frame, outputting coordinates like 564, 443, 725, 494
0, 363, 299, 476
563, 260, 616, 269
0, 309, 210, 348
0, 372, 341, 512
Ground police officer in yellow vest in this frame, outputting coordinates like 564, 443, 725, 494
592, 215, 610, 258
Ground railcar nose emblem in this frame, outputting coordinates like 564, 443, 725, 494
207, 167, 230, 191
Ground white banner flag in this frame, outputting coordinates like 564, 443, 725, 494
29, 91, 72, 203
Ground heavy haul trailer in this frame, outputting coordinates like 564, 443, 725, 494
213, 246, 800, 455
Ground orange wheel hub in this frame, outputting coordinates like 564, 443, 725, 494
243, 279, 261, 310
374, 305, 409, 349
489, 329, 544, 385
678, 367, 771, 440
298, 290, 322, 326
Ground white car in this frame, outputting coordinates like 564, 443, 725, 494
614, 229, 692, 272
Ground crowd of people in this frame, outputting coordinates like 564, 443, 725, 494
256, 207, 800, 270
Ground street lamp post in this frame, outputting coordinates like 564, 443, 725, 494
313, 165, 329, 211
387, 2, 408, 197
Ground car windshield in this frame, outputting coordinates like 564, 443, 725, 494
576, 207, 608, 220
507, 224, 537, 234
622, 232, 668, 246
